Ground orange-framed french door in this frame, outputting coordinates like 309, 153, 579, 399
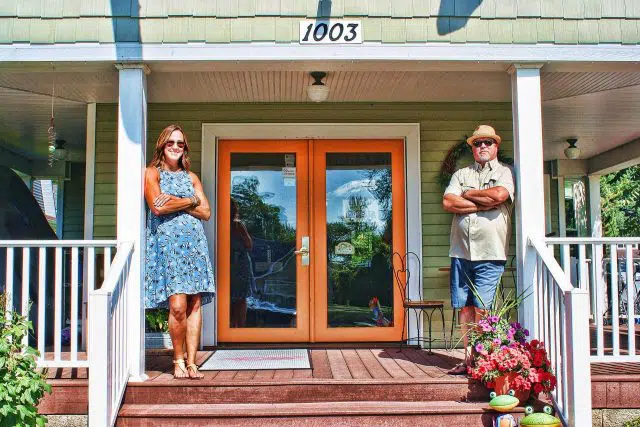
217, 139, 405, 343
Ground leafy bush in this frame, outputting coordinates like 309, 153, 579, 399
624, 417, 640, 427
0, 295, 51, 427
145, 309, 169, 333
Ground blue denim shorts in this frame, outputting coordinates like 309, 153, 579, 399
450, 257, 505, 309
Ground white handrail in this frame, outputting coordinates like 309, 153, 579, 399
88, 241, 134, 427
528, 237, 592, 427
1, 240, 118, 368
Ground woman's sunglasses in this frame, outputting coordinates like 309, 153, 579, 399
472, 139, 496, 148
165, 140, 186, 149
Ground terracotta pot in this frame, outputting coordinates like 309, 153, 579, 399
493, 372, 530, 403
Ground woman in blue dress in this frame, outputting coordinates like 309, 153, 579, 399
144, 124, 215, 379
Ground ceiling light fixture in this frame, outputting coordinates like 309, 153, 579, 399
307, 71, 329, 102
564, 138, 581, 159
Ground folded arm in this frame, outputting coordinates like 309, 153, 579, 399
442, 193, 492, 214
184, 172, 211, 221
462, 186, 510, 207
144, 167, 200, 217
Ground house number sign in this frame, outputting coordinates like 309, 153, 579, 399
299, 20, 362, 44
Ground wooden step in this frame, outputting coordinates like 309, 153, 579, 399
117, 401, 525, 426
123, 378, 488, 405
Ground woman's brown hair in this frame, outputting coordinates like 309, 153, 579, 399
149, 124, 191, 171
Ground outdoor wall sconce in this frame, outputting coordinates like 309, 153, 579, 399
53, 139, 68, 161
307, 71, 329, 102
564, 138, 581, 159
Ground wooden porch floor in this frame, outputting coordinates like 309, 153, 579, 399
144, 348, 466, 382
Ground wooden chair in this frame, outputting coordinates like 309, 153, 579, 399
393, 251, 446, 353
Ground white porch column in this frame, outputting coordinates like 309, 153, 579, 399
509, 64, 545, 336
116, 64, 150, 382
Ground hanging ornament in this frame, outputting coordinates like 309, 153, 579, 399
47, 72, 56, 167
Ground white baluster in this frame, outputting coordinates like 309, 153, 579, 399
610, 245, 620, 356
5, 247, 14, 318
593, 243, 604, 357
626, 245, 636, 356
38, 247, 46, 362
54, 247, 62, 361
21, 247, 30, 350
71, 247, 79, 362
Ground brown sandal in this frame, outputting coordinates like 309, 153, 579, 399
447, 363, 468, 375
187, 363, 204, 380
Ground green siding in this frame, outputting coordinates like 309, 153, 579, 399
62, 163, 85, 239
94, 102, 516, 335
3, 0, 640, 44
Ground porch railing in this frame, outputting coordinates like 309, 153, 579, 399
88, 241, 134, 427
0, 240, 117, 368
546, 237, 640, 362
529, 237, 592, 427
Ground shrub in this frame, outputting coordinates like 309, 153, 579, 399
145, 309, 169, 333
624, 417, 640, 427
0, 295, 51, 427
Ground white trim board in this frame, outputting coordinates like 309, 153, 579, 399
3, 42, 640, 63
200, 123, 422, 346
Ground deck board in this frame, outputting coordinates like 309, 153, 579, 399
341, 349, 373, 379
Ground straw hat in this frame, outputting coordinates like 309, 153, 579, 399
466, 125, 502, 146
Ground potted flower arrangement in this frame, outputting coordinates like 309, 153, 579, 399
468, 316, 557, 402
464, 285, 557, 402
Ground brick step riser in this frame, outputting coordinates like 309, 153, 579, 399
124, 383, 489, 405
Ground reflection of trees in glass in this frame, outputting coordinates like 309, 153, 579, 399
327, 192, 392, 308
365, 168, 392, 222
231, 176, 295, 242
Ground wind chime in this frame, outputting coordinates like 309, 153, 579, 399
47, 70, 56, 167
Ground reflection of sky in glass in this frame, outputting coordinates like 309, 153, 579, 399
326, 170, 385, 232
231, 170, 296, 227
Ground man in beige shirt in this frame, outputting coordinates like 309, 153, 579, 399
442, 125, 515, 374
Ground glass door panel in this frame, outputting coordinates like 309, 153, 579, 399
217, 140, 309, 342
325, 153, 394, 328
313, 140, 405, 342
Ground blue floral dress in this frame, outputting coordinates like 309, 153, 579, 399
145, 168, 215, 309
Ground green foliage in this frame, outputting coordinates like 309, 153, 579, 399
624, 417, 640, 427
601, 165, 640, 237
0, 295, 51, 427
145, 309, 169, 333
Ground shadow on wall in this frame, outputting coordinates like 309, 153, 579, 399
438, 0, 483, 35
110, 0, 141, 60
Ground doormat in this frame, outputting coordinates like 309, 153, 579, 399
199, 349, 311, 371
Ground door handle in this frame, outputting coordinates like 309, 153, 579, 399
294, 236, 310, 266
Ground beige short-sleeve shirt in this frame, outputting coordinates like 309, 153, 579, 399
444, 158, 515, 261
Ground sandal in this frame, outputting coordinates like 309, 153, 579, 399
447, 362, 468, 375
173, 359, 188, 379
187, 363, 204, 380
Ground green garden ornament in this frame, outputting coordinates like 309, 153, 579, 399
488, 390, 519, 412
520, 405, 562, 427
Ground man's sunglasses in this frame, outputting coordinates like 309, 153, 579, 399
472, 140, 496, 148
165, 140, 186, 149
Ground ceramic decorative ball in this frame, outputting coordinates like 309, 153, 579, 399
488, 390, 519, 412
520, 405, 562, 427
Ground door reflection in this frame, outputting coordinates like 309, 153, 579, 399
325, 153, 394, 328
230, 153, 297, 328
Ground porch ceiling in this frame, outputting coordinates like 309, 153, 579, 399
1, 67, 640, 164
